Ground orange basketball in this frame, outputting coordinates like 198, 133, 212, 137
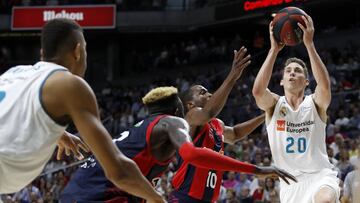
272, 7, 306, 46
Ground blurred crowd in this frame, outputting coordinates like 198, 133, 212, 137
1, 39, 359, 203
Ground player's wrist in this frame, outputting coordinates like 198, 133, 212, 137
305, 41, 315, 49
269, 48, 280, 54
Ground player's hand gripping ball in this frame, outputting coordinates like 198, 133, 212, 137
272, 7, 306, 46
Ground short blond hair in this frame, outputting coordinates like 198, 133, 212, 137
142, 86, 178, 105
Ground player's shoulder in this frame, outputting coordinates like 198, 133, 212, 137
159, 115, 187, 124
43, 71, 95, 104
272, 92, 281, 100
47, 71, 90, 92
214, 118, 224, 124
157, 115, 189, 129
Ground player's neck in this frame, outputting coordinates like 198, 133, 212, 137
44, 55, 73, 72
284, 90, 305, 111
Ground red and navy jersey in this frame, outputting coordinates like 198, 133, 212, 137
61, 115, 171, 203
171, 118, 224, 203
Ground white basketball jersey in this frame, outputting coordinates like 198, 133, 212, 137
0, 61, 67, 194
266, 95, 333, 177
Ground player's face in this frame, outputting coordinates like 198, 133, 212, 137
281, 62, 309, 92
190, 85, 211, 108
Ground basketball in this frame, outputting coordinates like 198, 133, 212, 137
272, 7, 306, 46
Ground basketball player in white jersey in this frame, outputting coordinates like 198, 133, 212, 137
0, 19, 164, 203
252, 14, 340, 203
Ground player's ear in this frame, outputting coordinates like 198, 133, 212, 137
280, 79, 284, 86
187, 101, 195, 110
305, 78, 309, 86
74, 43, 81, 61
40, 49, 44, 60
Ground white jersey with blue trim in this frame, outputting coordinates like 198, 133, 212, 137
266, 95, 333, 177
0, 61, 67, 194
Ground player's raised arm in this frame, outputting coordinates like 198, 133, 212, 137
153, 116, 297, 184
44, 72, 164, 203
222, 114, 265, 144
185, 47, 251, 126
298, 14, 331, 117
252, 22, 282, 113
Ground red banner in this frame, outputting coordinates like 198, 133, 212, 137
12, 5, 116, 30
244, 0, 306, 11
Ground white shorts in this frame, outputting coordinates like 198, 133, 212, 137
0, 154, 47, 194
279, 168, 340, 203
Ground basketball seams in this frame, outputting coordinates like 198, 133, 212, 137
272, 7, 306, 46
289, 15, 305, 44
273, 12, 289, 43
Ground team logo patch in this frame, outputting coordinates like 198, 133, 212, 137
300, 106, 312, 112
279, 106, 287, 117
276, 120, 285, 131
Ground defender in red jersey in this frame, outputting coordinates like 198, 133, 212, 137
61, 47, 296, 203
170, 47, 293, 203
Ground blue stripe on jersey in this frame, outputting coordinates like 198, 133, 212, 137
176, 129, 207, 194
0, 91, 6, 103
209, 124, 222, 152
177, 163, 197, 194
38, 69, 68, 127
173, 152, 183, 172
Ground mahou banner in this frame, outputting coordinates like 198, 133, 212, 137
12, 5, 116, 30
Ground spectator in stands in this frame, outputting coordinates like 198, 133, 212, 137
341, 149, 360, 203
223, 172, 240, 190
234, 173, 252, 198
263, 177, 280, 203
337, 148, 354, 180
12, 183, 43, 203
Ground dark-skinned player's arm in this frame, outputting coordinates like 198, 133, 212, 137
221, 114, 265, 145
153, 116, 297, 184
186, 47, 251, 126
51, 73, 164, 203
